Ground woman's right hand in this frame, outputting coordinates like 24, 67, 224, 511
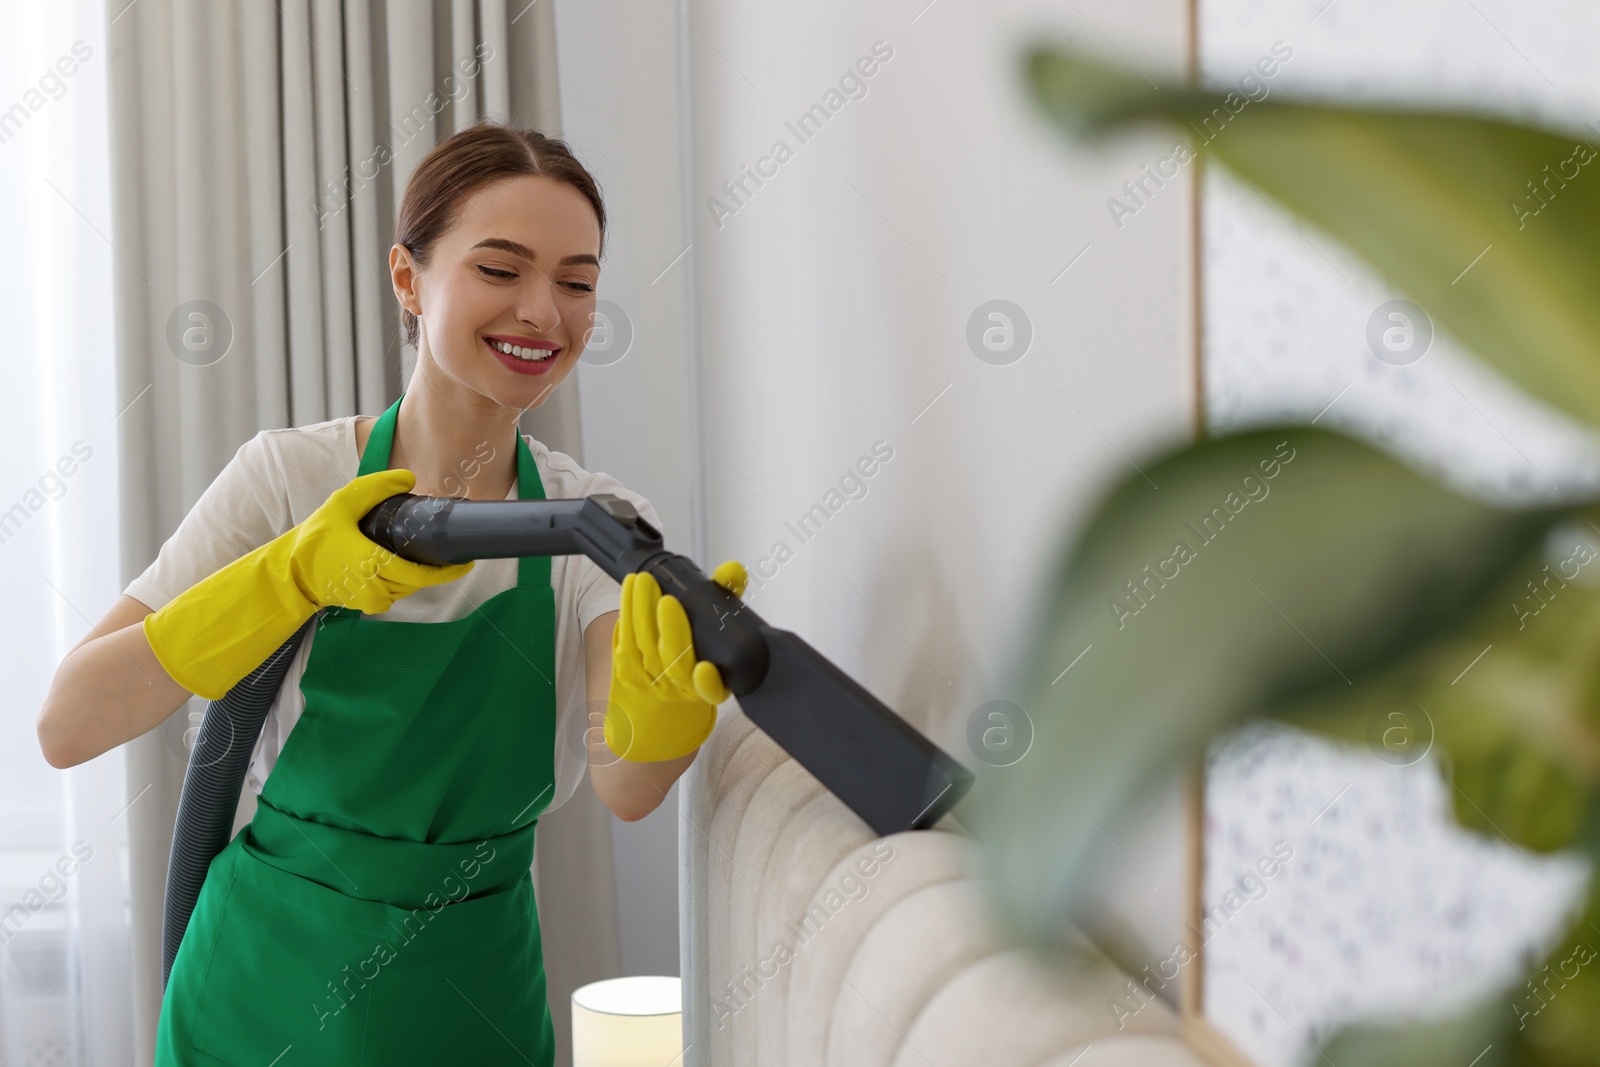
289, 468, 475, 613
142, 468, 473, 700
38, 469, 473, 767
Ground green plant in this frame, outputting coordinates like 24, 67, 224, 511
974, 48, 1600, 1066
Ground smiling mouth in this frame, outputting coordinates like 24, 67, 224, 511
486, 337, 558, 362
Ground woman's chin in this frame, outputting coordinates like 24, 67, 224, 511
498, 359, 572, 409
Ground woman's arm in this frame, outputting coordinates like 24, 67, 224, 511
583, 610, 697, 821
38, 595, 195, 768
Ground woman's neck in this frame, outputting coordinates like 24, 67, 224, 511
387, 358, 522, 501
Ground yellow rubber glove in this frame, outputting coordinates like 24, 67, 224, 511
603, 560, 748, 762
143, 468, 475, 699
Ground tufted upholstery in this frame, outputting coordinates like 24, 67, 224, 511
680, 706, 1209, 1067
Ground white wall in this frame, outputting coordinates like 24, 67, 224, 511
553, 0, 700, 979
688, 0, 1195, 656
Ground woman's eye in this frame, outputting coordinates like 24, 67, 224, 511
564, 282, 596, 293
477, 265, 515, 279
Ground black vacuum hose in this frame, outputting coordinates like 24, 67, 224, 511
160, 617, 315, 988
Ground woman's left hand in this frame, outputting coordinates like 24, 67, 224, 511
603, 561, 747, 762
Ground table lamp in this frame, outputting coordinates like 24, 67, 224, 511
571, 975, 684, 1067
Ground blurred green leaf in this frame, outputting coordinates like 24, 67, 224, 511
973, 425, 1572, 951
1023, 48, 1600, 430
1514, 882, 1600, 1063
1276, 555, 1600, 1063
1322, 1007, 1508, 1067
1280, 517, 1600, 854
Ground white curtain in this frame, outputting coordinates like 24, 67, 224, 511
0, 3, 132, 1065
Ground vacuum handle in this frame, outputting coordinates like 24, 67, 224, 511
636, 552, 770, 695
357, 493, 601, 563
358, 493, 771, 693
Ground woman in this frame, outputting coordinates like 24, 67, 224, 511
38, 122, 743, 1066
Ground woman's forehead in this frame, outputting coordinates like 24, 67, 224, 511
452, 177, 601, 254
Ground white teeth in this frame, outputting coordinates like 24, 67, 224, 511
489, 338, 554, 361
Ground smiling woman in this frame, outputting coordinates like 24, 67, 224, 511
142, 123, 733, 1066
35, 121, 738, 1067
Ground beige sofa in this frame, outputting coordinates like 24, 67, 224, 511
679, 707, 1209, 1066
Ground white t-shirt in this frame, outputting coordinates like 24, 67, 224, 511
124, 415, 659, 815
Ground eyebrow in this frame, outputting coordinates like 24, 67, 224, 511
469, 237, 599, 268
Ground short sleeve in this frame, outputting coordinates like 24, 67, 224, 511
122, 433, 292, 612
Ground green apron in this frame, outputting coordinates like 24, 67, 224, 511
156, 395, 558, 1066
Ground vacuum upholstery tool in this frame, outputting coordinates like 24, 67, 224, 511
162, 491, 974, 985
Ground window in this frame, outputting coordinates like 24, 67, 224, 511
0, 4, 135, 1064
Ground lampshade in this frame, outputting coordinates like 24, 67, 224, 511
571, 975, 684, 1067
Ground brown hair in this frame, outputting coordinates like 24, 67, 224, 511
394, 122, 607, 350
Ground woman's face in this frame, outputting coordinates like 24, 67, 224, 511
396, 174, 602, 409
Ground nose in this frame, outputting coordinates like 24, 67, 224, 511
517, 270, 562, 336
